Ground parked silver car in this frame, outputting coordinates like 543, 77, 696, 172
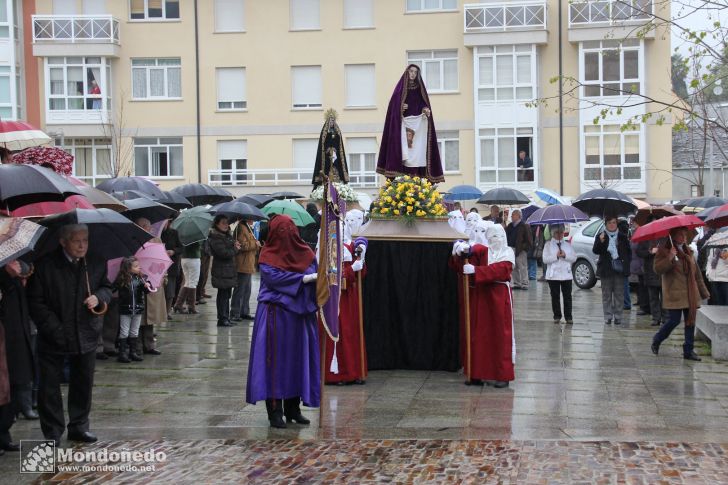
567, 218, 603, 289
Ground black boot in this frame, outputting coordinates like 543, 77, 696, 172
32, 389, 37, 410
117, 339, 130, 363
284, 397, 310, 425
128, 338, 144, 362
265, 399, 286, 428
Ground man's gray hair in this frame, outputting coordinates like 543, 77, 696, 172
59, 224, 89, 242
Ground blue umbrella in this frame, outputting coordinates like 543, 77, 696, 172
520, 204, 541, 221
526, 204, 589, 225
443, 185, 483, 202
535, 187, 567, 206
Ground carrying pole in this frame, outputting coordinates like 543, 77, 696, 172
463, 258, 472, 382
357, 270, 366, 380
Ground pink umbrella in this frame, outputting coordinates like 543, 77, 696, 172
12, 146, 74, 175
107, 242, 172, 290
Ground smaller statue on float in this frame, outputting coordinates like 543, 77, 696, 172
312, 109, 350, 189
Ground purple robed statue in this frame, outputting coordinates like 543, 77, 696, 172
376, 64, 445, 184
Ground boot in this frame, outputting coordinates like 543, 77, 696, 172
266, 399, 286, 428
173, 288, 189, 314
128, 338, 144, 362
32, 389, 38, 410
284, 397, 310, 425
141, 325, 161, 355
117, 339, 131, 363
186, 288, 198, 314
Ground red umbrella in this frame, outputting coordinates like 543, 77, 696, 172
12, 146, 74, 175
66, 175, 89, 187
631, 214, 705, 243
1, 194, 94, 218
0, 120, 52, 151
705, 203, 728, 229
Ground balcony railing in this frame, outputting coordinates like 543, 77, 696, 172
464, 1, 546, 32
208, 168, 379, 188
569, 0, 652, 27
32, 15, 120, 44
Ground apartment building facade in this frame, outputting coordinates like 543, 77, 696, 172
22, 0, 674, 200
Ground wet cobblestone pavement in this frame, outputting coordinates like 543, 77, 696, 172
3, 279, 728, 483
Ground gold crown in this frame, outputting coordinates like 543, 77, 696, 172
324, 108, 338, 121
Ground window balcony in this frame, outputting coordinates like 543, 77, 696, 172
463, 1, 548, 46
208, 168, 379, 189
32, 15, 121, 57
568, 0, 654, 42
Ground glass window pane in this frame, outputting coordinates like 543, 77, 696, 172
49, 98, 66, 110
443, 59, 457, 90
499, 170, 515, 182
165, 0, 180, 18
167, 67, 181, 97
516, 55, 531, 83
585, 136, 599, 164
170, 146, 183, 175
444, 140, 459, 171
604, 167, 621, 180
406, 0, 420, 11
67, 66, 83, 96
134, 147, 149, 175
481, 170, 496, 183
132, 68, 147, 98
425, 61, 440, 90
584, 85, 601, 97
625, 134, 639, 163
624, 50, 638, 79
96, 147, 112, 176
603, 134, 621, 165
516, 87, 532, 99
602, 50, 620, 81
496, 55, 513, 86
479, 57, 493, 85
584, 52, 599, 81
497, 137, 514, 168
624, 167, 641, 179
0, 76, 9, 104
478, 88, 494, 101
603, 83, 620, 96
443, 0, 456, 8
480, 139, 494, 167
150, 69, 165, 96
497, 87, 513, 100
584, 167, 601, 180
424, 0, 438, 8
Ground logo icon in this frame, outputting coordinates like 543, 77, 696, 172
20, 440, 55, 473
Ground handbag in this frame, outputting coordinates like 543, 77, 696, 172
611, 258, 624, 274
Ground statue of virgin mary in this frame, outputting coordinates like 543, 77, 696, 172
376, 65, 445, 184
312, 109, 350, 188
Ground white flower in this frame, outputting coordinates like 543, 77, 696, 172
309, 182, 358, 201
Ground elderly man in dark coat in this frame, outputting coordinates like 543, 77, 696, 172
27, 224, 112, 446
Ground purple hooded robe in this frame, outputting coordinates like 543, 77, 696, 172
376, 64, 445, 183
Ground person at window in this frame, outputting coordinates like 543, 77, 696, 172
376, 65, 444, 183
89, 80, 101, 110
517, 150, 533, 182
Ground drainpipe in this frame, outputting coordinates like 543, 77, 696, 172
194, 0, 202, 183
558, 0, 564, 194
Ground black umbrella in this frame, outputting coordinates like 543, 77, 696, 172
674, 196, 726, 211
477, 187, 530, 205
572, 188, 637, 217
158, 191, 193, 210
170, 183, 230, 206
109, 190, 156, 202
0, 164, 82, 211
33, 208, 153, 261
271, 191, 305, 200
121, 198, 177, 224
214, 187, 234, 202
236, 194, 274, 208
211, 201, 268, 223
97, 177, 164, 199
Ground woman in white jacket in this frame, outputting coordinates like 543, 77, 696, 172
542, 224, 577, 324
707, 248, 728, 305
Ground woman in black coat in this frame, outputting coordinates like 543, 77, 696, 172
592, 216, 631, 325
208, 215, 240, 327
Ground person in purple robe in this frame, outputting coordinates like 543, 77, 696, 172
376, 64, 445, 184
245, 215, 320, 428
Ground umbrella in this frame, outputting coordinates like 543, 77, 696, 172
519, 204, 541, 222
631, 198, 650, 210
634, 205, 683, 226
705, 203, 728, 229
170, 183, 230, 206
211, 201, 268, 223
705, 230, 728, 249
535, 188, 567, 206
66, 175, 89, 187
696, 205, 720, 221
33, 208, 153, 261
631, 214, 705, 243
262, 199, 315, 227
526, 204, 589, 225
443, 185, 483, 202
76, 186, 127, 212
2, 195, 94, 218
122, 198, 177, 224
236, 194, 274, 208
271, 191, 305, 200
214, 187, 234, 202
477, 187, 530, 205
107, 242, 173, 290
97, 177, 164, 200
170, 208, 215, 245
157, 191, 192, 210
0, 164, 82, 211
11, 146, 74, 175
572, 188, 637, 217
675, 196, 726, 211
0, 120, 52, 151
0, 217, 46, 267
110, 190, 156, 202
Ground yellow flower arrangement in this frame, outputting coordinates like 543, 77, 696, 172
370, 176, 448, 220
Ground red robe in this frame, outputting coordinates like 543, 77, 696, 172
323, 252, 367, 384
452, 244, 515, 382
448, 257, 468, 366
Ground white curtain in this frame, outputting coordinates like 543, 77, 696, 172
167, 67, 181, 97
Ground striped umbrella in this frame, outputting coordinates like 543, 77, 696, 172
0, 120, 52, 151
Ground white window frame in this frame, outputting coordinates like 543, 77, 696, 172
407, 50, 458, 93
581, 123, 643, 186
291, 65, 322, 109
214, 0, 245, 33
131, 58, 181, 100
405, 0, 458, 13
477, 44, 536, 103
217, 140, 247, 185
345, 64, 375, 108
216, 67, 246, 111
580, 39, 642, 98
129, 0, 180, 21
46, 56, 110, 112
346, 137, 378, 187
133, 137, 184, 178
343, 0, 374, 29
438, 131, 460, 173
478, 127, 536, 186
290, 0, 320, 31
58, 137, 114, 186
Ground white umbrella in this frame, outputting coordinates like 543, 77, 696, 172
0, 121, 52, 151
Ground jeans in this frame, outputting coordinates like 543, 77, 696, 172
653, 308, 695, 356
119, 314, 143, 339
231, 272, 253, 317
548, 280, 572, 321
623, 276, 632, 309
527, 258, 537, 280
647, 286, 668, 324
216, 287, 233, 323
512, 251, 529, 288
601, 274, 624, 323
711, 281, 728, 305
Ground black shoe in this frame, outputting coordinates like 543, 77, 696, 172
353, 379, 365, 385
637, 310, 649, 316
143, 348, 162, 355
566, 320, 574, 325
217, 321, 233, 327
651, 341, 660, 355
0, 441, 20, 452
96, 352, 108, 360
242, 314, 254, 320
553, 319, 561, 324
196, 299, 207, 305
605, 320, 612, 325
18, 409, 39, 420
651, 321, 661, 327
67, 431, 98, 443
231, 316, 243, 322
269, 414, 287, 429
104, 349, 119, 357
465, 379, 483, 386
684, 352, 702, 361
613, 320, 622, 325
493, 381, 509, 388
286, 413, 311, 425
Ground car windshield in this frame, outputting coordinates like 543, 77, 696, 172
582, 220, 604, 237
